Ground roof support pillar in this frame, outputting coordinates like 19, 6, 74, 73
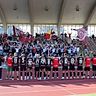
27, 0, 34, 35
0, 4, 7, 33
84, 1, 96, 27
57, 0, 66, 36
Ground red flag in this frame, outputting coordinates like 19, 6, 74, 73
44, 33, 51, 40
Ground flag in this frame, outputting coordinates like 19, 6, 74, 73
44, 31, 51, 40
13, 26, 27, 43
77, 27, 87, 41
13, 26, 24, 37
72, 27, 87, 41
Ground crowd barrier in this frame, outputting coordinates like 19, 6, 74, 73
1, 66, 96, 81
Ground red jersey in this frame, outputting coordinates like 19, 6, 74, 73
52, 57, 59, 68
7, 56, 13, 67
85, 57, 91, 67
92, 57, 96, 65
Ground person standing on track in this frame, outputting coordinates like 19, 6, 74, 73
77, 54, 84, 70
61, 53, 68, 71
39, 54, 47, 80
34, 54, 40, 79
69, 56, 76, 70
46, 56, 52, 78
13, 53, 19, 72
19, 53, 26, 80
26, 53, 33, 79
7, 53, 13, 79
12, 53, 19, 79
92, 54, 96, 71
60, 53, 68, 78
27, 53, 33, 70
0, 55, 4, 79
52, 54, 61, 78
84, 55, 91, 71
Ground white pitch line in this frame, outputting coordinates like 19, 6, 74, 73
63, 89, 76, 95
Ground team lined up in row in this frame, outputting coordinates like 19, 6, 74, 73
6, 53, 96, 71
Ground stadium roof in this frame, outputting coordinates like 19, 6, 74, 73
0, 0, 96, 26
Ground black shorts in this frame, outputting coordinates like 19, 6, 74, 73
40, 65, 46, 70
20, 66, 26, 71
27, 67, 32, 70
77, 66, 83, 70
92, 65, 96, 71
53, 67, 58, 71
62, 66, 68, 70
35, 66, 40, 71
84, 67, 90, 71
46, 65, 51, 71
69, 65, 75, 70
13, 66, 19, 71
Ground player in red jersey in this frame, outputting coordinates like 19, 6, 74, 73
84, 56, 91, 71
7, 53, 13, 79
52, 55, 61, 77
92, 55, 96, 71
52, 56, 60, 71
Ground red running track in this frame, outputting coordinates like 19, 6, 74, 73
0, 79, 96, 96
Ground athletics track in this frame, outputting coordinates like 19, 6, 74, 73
0, 79, 96, 96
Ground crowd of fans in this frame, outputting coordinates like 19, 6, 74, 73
0, 32, 96, 80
